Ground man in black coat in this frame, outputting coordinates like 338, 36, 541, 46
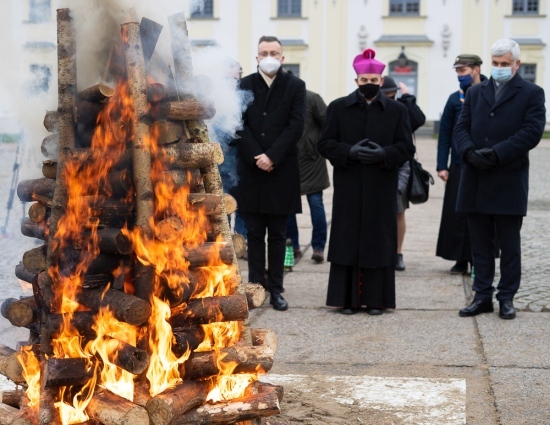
317, 49, 415, 315
234, 36, 306, 311
454, 38, 546, 320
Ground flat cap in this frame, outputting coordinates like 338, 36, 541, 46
453, 54, 483, 68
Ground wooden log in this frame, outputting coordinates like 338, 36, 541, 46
186, 244, 233, 268
154, 217, 183, 243
1, 389, 23, 409
1, 297, 38, 328
0, 345, 24, 384
73, 101, 105, 129
258, 381, 284, 402
122, 21, 155, 303
152, 100, 215, 121
145, 380, 210, 425
187, 193, 223, 216
41, 133, 59, 160
231, 233, 247, 259
170, 294, 248, 327
20, 218, 48, 240
76, 288, 151, 326
0, 401, 21, 425
168, 13, 195, 99
41, 160, 57, 179
9, 408, 35, 425
243, 284, 266, 310
160, 170, 188, 187
96, 227, 133, 255
44, 111, 58, 133
86, 387, 149, 425
171, 390, 280, 425
181, 345, 273, 380
14, 263, 35, 284
147, 83, 167, 103
172, 325, 205, 357
150, 120, 183, 145
22, 245, 47, 274
46, 311, 97, 342
30, 194, 53, 208
224, 194, 237, 215
161, 141, 224, 169
107, 170, 133, 197
44, 357, 94, 388
105, 337, 149, 375
250, 329, 278, 355
16, 178, 55, 203
78, 83, 115, 102
28, 202, 48, 223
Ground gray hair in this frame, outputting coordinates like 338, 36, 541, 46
491, 38, 520, 61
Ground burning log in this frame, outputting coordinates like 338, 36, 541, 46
21, 218, 48, 240
46, 311, 96, 342
250, 329, 278, 355
170, 294, 248, 327
150, 120, 183, 145
28, 202, 48, 223
96, 227, 133, 255
172, 325, 205, 356
43, 357, 94, 388
171, 390, 280, 425
152, 100, 215, 121
1, 297, 38, 328
258, 381, 284, 402
76, 287, 151, 326
145, 379, 210, 425
107, 170, 133, 197
44, 111, 58, 133
86, 387, 150, 425
181, 345, 274, 379
22, 245, 47, 274
0, 345, 24, 385
41, 133, 59, 160
185, 244, 234, 268
147, 83, 169, 103
16, 178, 55, 202
73, 101, 105, 130
0, 401, 21, 425
122, 21, 155, 303
42, 160, 57, 179
188, 193, 237, 217
1, 389, 23, 409
243, 284, 266, 310
78, 82, 115, 102
161, 140, 224, 169
104, 336, 150, 375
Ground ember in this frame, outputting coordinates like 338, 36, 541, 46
0, 7, 282, 425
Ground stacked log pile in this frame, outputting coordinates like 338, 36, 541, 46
0, 8, 281, 425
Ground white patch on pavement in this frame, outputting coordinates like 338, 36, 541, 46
263, 374, 466, 425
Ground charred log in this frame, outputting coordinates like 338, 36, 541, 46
170, 294, 248, 326
17, 178, 55, 203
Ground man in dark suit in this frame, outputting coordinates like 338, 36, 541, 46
454, 38, 546, 320
234, 36, 306, 311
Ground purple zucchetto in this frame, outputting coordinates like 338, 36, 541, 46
353, 48, 386, 75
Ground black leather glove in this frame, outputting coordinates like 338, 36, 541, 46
476, 148, 499, 166
466, 149, 495, 171
358, 141, 386, 164
348, 139, 371, 160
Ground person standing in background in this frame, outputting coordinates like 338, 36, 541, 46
379, 77, 426, 271
286, 88, 330, 263
436, 54, 484, 274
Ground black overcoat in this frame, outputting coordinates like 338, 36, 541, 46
453, 74, 545, 216
234, 68, 306, 215
318, 90, 415, 268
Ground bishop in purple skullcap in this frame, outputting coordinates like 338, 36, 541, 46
353, 48, 386, 75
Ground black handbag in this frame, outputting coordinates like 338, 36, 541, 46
407, 158, 434, 204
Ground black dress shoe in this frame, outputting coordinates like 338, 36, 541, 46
395, 254, 405, 271
270, 293, 288, 311
450, 261, 469, 275
340, 307, 359, 315
499, 300, 516, 320
365, 308, 383, 315
459, 299, 494, 317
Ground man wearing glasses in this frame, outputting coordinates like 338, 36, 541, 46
234, 36, 306, 311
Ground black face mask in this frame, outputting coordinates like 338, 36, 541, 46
358, 83, 380, 99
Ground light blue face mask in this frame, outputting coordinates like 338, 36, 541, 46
491, 66, 513, 83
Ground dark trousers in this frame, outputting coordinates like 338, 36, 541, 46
242, 212, 287, 295
468, 213, 523, 302
286, 191, 327, 251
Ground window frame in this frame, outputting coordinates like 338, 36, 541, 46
190, 0, 214, 19
277, 0, 302, 18
389, 0, 420, 16
518, 63, 537, 83
29, 0, 52, 23
512, 0, 539, 15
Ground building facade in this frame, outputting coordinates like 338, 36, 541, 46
1, 0, 548, 130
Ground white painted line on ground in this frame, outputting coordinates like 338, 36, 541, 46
263, 374, 466, 425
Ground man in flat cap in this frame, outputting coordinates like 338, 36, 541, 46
436, 53, 485, 275
454, 38, 546, 319
317, 49, 415, 315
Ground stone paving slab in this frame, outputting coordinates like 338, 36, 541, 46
249, 308, 482, 367
489, 367, 550, 425
477, 312, 550, 368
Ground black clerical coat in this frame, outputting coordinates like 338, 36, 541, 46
318, 90, 415, 268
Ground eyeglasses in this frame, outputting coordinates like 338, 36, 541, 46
258, 51, 282, 58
